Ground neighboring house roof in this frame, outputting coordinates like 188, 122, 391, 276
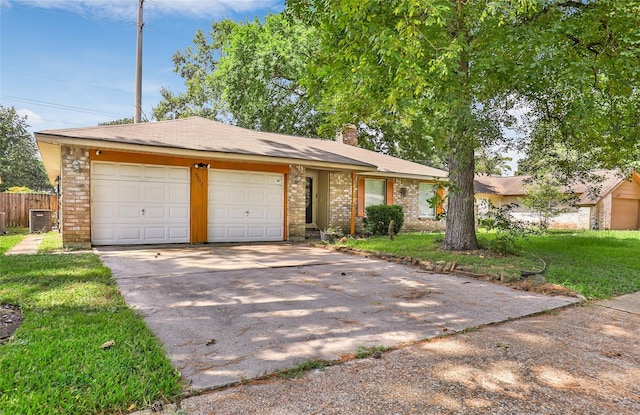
474, 170, 635, 205
35, 117, 447, 182
473, 175, 530, 196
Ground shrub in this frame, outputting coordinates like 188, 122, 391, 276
364, 205, 404, 236
479, 202, 537, 254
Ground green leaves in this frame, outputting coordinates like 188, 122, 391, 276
0, 105, 53, 192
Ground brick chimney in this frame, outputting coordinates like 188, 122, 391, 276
336, 124, 358, 146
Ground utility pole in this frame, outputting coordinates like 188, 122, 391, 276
134, 0, 144, 123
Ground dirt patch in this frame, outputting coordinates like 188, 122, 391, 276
0, 304, 24, 344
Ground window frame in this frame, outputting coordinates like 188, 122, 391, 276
418, 182, 437, 219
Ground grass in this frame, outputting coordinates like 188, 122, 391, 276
344, 232, 539, 278
355, 345, 392, 359
0, 241, 182, 414
38, 231, 63, 253
523, 230, 640, 299
0, 227, 30, 254
343, 230, 640, 299
274, 359, 331, 379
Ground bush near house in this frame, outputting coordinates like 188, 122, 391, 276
364, 205, 404, 236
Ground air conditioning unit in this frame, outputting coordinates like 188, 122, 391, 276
29, 209, 52, 233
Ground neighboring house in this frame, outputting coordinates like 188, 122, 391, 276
474, 170, 640, 230
35, 117, 447, 248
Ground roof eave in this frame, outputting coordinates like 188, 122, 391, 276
360, 171, 448, 181
34, 133, 378, 173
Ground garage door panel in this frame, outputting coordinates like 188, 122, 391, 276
611, 198, 639, 230
266, 227, 283, 238
118, 206, 142, 220
208, 227, 225, 239
170, 185, 189, 200
144, 186, 166, 202
119, 184, 143, 201
145, 227, 166, 239
208, 169, 284, 242
169, 207, 189, 220
92, 227, 116, 242
247, 210, 266, 220
247, 228, 265, 238
169, 168, 190, 181
92, 161, 190, 245
169, 227, 189, 239
119, 227, 143, 241
267, 209, 283, 220
145, 206, 167, 220
228, 227, 246, 238
145, 165, 170, 179
228, 190, 247, 203
266, 192, 282, 203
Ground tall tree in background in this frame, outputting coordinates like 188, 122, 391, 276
153, 13, 324, 137
0, 105, 53, 192
290, 0, 640, 250
153, 12, 445, 166
98, 118, 134, 126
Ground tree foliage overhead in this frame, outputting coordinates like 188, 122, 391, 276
153, 13, 325, 138
153, 12, 446, 166
289, 0, 640, 250
98, 118, 134, 126
508, 1, 640, 180
0, 105, 53, 193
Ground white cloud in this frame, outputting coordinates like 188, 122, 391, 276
16, 109, 44, 125
5, 0, 283, 21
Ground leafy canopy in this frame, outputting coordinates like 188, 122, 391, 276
289, 0, 640, 249
0, 105, 53, 192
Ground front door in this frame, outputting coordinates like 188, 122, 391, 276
305, 177, 313, 225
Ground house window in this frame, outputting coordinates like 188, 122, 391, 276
365, 179, 386, 207
419, 183, 436, 218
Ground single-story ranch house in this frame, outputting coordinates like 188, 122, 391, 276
35, 117, 447, 248
474, 170, 640, 230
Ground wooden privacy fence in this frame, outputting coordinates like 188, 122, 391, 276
0, 193, 59, 228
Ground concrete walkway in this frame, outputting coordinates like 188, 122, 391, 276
5, 234, 43, 255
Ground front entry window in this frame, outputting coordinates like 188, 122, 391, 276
365, 179, 386, 207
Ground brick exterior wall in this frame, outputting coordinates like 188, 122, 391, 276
60, 145, 91, 248
328, 172, 353, 233
288, 165, 306, 241
393, 178, 446, 232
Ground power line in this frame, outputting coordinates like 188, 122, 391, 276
1, 95, 130, 118
1, 69, 133, 94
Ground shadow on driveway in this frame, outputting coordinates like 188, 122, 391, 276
95, 243, 579, 390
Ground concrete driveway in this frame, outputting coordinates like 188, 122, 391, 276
95, 243, 579, 390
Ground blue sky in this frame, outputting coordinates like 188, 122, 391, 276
0, 0, 285, 133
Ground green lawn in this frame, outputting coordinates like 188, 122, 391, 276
524, 231, 640, 299
0, 239, 182, 414
344, 230, 640, 299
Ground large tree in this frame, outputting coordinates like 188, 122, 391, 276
0, 105, 53, 192
290, 0, 640, 250
153, 13, 325, 137
153, 12, 445, 165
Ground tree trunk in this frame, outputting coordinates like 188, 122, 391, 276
443, 145, 478, 251
442, 2, 478, 251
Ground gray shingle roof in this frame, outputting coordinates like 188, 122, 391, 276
36, 117, 447, 179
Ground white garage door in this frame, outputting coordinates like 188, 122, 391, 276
91, 161, 190, 245
208, 169, 284, 242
